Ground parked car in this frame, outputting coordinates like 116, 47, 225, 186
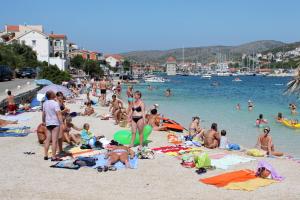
0, 65, 13, 81
16, 67, 36, 78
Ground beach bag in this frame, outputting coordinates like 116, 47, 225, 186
228, 143, 240, 150
194, 153, 211, 169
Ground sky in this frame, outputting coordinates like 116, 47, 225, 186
1, 0, 300, 53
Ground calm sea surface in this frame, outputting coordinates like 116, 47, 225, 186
125, 76, 300, 156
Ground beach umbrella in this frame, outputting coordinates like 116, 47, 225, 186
35, 79, 53, 86
38, 84, 73, 97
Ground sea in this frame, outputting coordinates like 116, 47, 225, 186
125, 76, 300, 157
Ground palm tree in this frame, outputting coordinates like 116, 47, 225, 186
285, 61, 300, 96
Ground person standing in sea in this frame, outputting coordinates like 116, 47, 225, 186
128, 91, 146, 150
42, 91, 63, 161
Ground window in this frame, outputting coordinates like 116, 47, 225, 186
54, 40, 61, 47
32, 40, 36, 47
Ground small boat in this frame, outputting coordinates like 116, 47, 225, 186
144, 76, 166, 83
201, 74, 212, 79
232, 77, 242, 82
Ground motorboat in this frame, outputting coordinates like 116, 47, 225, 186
144, 76, 166, 83
201, 74, 212, 79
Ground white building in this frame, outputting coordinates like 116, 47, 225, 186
166, 57, 177, 76
4, 25, 69, 71
8, 30, 51, 63
105, 54, 124, 67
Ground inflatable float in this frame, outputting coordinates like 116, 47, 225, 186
161, 118, 185, 132
282, 119, 300, 129
113, 125, 152, 145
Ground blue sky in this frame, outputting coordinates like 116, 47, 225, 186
1, 0, 300, 53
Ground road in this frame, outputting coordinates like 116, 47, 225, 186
0, 78, 34, 94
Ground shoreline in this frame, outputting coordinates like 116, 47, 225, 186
0, 92, 300, 199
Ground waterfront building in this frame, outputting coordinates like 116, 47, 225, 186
166, 56, 177, 75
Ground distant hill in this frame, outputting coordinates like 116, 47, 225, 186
262, 41, 300, 54
121, 40, 285, 64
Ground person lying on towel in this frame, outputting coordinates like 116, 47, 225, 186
105, 145, 135, 169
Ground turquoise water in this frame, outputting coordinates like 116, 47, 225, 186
124, 76, 300, 156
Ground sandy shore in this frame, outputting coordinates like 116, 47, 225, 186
0, 95, 300, 200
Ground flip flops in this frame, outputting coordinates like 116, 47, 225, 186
195, 168, 207, 175
24, 152, 35, 155
97, 165, 117, 172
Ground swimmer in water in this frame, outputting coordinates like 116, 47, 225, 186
236, 103, 241, 110
248, 100, 254, 111
165, 89, 171, 97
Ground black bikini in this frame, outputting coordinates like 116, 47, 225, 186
132, 106, 143, 123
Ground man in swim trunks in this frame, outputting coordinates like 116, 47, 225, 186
109, 94, 124, 125
100, 77, 107, 105
248, 100, 254, 111
256, 127, 283, 156
203, 123, 220, 149
6, 90, 16, 114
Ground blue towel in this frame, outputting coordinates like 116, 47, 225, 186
0, 126, 30, 131
0, 132, 29, 137
228, 143, 241, 150
92, 154, 138, 169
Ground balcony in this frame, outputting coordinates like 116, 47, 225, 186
53, 46, 65, 51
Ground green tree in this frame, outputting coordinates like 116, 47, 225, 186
38, 65, 71, 84
70, 55, 84, 69
83, 60, 103, 77
123, 59, 131, 72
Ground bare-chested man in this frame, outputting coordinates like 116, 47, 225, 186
256, 126, 283, 156
203, 123, 220, 149
109, 94, 124, 125
7, 90, 16, 114
100, 77, 107, 105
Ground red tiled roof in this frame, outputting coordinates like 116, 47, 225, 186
49, 34, 66, 39
166, 56, 176, 63
105, 54, 123, 60
7, 25, 19, 32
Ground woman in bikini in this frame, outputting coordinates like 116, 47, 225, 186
128, 91, 146, 150
105, 145, 135, 169
126, 85, 134, 114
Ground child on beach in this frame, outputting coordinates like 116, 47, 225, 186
80, 123, 103, 149
219, 130, 229, 149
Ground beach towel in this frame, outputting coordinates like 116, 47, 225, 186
257, 160, 284, 181
92, 154, 138, 170
167, 133, 182, 145
223, 177, 278, 191
0, 126, 30, 131
50, 159, 80, 170
0, 126, 31, 137
0, 115, 31, 122
211, 154, 255, 170
152, 146, 192, 156
200, 169, 256, 187
209, 153, 227, 159
247, 149, 265, 157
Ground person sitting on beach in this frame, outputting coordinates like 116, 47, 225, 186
255, 126, 283, 157
6, 90, 16, 114
19, 100, 31, 111
0, 119, 18, 127
80, 123, 103, 149
248, 100, 254, 111
61, 116, 81, 145
256, 114, 268, 126
219, 130, 229, 149
147, 109, 167, 131
109, 94, 124, 125
187, 116, 205, 141
203, 123, 220, 149
105, 145, 135, 169
82, 102, 95, 116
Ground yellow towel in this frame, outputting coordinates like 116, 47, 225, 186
224, 177, 278, 191
246, 149, 266, 157
165, 152, 179, 156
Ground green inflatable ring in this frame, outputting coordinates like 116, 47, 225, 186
113, 125, 152, 145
